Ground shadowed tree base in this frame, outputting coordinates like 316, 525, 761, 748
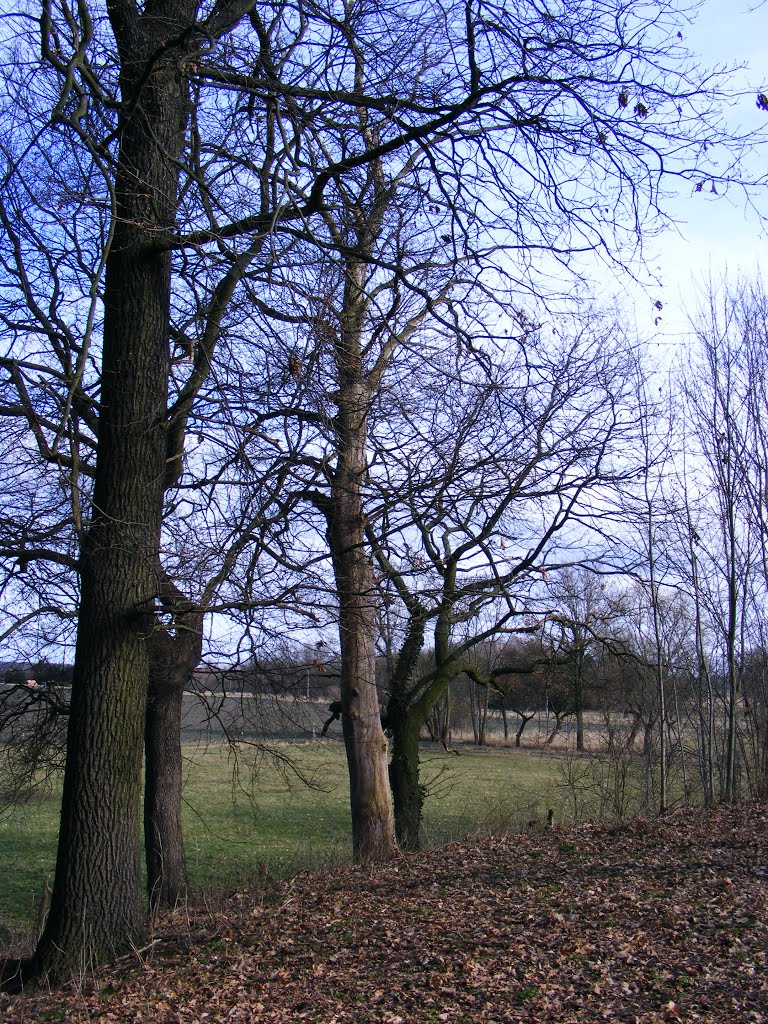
0, 959, 34, 995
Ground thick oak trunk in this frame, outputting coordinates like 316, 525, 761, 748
34, 545, 154, 979
36, 249, 170, 980
33, 6, 195, 981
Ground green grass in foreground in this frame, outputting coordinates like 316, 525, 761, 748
0, 741, 557, 940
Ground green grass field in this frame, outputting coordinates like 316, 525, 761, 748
0, 740, 562, 943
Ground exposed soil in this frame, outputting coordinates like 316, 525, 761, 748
2, 802, 766, 1023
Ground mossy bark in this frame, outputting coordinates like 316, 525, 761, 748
383, 604, 429, 851
388, 706, 424, 851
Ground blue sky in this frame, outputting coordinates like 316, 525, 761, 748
634, 0, 766, 345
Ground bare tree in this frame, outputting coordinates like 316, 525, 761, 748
677, 277, 768, 803
182, 0, 759, 865
544, 568, 628, 753
608, 365, 682, 810
362, 319, 642, 847
0, 0, 311, 981
0, 0, 757, 983
492, 645, 548, 747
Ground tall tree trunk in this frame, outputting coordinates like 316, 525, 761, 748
574, 655, 586, 753
328, 376, 395, 863
330, 519, 396, 862
645, 508, 668, 815
724, 500, 741, 803
478, 681, 489, 746
145, 581, 203, 912
34, 5, 195, 981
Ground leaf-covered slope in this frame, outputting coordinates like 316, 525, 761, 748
3, 803, 767, 1022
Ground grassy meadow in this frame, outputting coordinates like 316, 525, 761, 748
0, 740, 561, 943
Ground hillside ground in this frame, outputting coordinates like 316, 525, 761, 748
1, 741, 559, 938
2, 802, 766, 1023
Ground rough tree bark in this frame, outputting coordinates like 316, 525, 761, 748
385, 605, 429, 851
387, 705, 424, 851
144, 574, 203, 911
327, 372, 396, 863
33, 1, 197, 982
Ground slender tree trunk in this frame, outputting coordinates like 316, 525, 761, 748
330, 520, 396, 862
469, 678, 487, 745
442, 689, 451, 746
469, 678, 479, 743
515, 713, 534, 748
575, 665, 585, 753
671, 676, 689, 805
724, 508, 740, 802
642, 717, 658, 810
648, 558, 668, 815
689, 522, 716, 805
33, 6, 195, 981
328, 371, 395, 863
428, 693, 450, 746
545, 712, 567, 746
145, 663, 187, 912
145, 593, 203, 911
626, 710, 642, 751
478, 682, 489, 745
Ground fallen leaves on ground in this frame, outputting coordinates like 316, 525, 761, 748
2, 802, 767, 1023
